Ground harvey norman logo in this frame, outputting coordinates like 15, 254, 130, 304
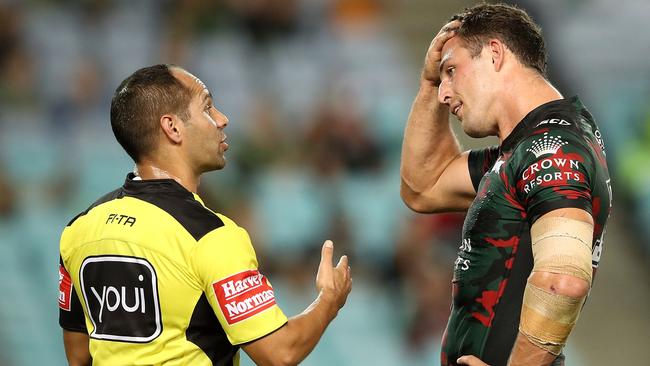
213, 270, 277, 325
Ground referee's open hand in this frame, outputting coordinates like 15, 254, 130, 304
316, 240, 352, 312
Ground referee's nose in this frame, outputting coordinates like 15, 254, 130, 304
214, 107, 229, 129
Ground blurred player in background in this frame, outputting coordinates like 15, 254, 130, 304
400, 3, 611, 366
58, 64, 352, 366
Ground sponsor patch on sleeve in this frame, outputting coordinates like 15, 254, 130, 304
59, 264, 72, 311
212, 270, 277, 325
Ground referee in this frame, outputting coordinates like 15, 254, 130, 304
58, 64, 352, 366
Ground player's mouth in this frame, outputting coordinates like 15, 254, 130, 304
220, 136, 229, 151
451, 102, 463, 118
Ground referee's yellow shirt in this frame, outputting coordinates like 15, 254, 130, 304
59, 174, 287, 365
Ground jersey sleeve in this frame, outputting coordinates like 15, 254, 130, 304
59, 256, 87, 333
513, 129, 594, 223
468, 146, 500, 191
190, 216, 288, 345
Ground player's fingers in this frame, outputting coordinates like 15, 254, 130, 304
431, 20, 461, 47
441, 20, 462, 33
432, 27, 458, 51
319, 240, 334, 272
434, 20, 461, 40
457, 355, 488, 366
437, 28, 458, 45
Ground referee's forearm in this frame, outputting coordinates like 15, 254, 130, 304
275, 291, 339, 365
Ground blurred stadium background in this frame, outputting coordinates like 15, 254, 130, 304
0, 0, 648, 365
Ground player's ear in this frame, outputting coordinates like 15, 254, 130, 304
160, 114, 183, 144
488, 39, 506, 72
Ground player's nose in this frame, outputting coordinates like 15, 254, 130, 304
438, 79, 452, 105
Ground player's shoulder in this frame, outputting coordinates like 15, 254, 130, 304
526, 96, 596, 142
505, 101, 599, 175
515, 112, 593, 157
508, 127, 592, 177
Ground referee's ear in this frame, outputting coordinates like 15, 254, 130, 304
160, 114, 183, 145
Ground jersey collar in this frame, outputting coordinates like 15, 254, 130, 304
122, 172, 193, 197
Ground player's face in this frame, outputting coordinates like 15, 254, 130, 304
174, 70, 230, 173
438, 37, 498, 138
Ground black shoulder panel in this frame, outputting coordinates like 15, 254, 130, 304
132, 191, 224, 241
67, 188, 125, 226
186, 294, 237, 366
67, 175, 224, 240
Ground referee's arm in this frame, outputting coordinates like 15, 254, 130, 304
62, 330, 91, 366
242, 240, 352, 366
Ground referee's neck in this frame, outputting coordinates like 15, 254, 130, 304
135, 161, 200, 193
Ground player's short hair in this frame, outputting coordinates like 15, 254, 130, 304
450, 3, 547, 75
110, 64, 192, 162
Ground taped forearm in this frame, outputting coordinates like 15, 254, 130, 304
520, 217, 594, 355
519, 283, 585, 355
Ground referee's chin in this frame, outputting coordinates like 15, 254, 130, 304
205, 158, 227, 172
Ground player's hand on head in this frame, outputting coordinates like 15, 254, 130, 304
316, 240, 352, 310
457, 355, 490, 366
422, 20, 462, 86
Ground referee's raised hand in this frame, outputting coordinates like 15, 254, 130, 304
316, 240, 352, 312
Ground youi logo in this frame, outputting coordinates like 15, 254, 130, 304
80, 256, 162, 343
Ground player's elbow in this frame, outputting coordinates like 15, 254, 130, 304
551, 274, 591, 298
531, 271, 591, 299
400, 181, 436, 213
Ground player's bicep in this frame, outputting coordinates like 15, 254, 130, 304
536, 207, 593, 227
429, 151, 477, 209
406, 151, 479, 213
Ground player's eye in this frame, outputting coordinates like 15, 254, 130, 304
447, 66, 455, 77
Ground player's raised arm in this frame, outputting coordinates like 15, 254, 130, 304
400, 20, 476, 213
242, 240, 352, 366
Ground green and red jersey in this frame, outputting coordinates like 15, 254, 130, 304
441, 97, 611, 366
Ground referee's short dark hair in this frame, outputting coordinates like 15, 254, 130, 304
450, 3, 547, 76
110, 64, 192, 162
